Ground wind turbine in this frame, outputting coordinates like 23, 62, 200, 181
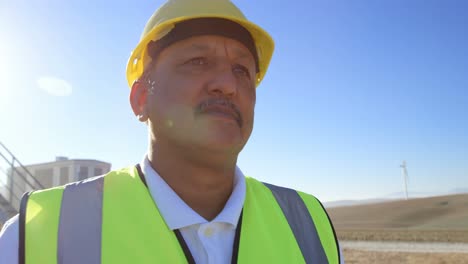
400, 161, 409, 200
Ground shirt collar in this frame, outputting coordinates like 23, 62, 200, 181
141, 156, 246, 230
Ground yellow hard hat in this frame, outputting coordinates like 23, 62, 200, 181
126, 0, 275, 88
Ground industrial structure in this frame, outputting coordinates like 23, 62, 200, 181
0, 142, 111, 225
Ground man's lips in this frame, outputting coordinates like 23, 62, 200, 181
196, 99, 243, 127
202, 105, 240, 123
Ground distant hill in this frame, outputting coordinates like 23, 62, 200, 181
450, 188, 468, 194
327, 193, 468, 231
324, 188, 468, 208
384, 188, 468, 200
325, 199, 394, 208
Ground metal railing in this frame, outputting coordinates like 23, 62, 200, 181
0, 141, 45, 223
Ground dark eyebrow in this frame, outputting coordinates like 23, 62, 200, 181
231, 46, 252, 59
183, 42, 254, 67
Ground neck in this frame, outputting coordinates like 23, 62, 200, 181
148, 140, 238, 221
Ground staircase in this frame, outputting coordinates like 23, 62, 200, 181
0, 142, 44, 225
0, 193, 16, 224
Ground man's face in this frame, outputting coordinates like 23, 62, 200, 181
146, 35, 257, 154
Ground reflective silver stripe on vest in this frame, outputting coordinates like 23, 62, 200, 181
57, 175, 105, 264
263, 183, 329, 264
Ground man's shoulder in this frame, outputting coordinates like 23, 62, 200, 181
29, 166, 136, 195
0, 214, 18, 236
245, 176, 321, 203
0, 214, 19, 262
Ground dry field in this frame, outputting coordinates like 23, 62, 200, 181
337, 229, 468, 243
327, 194, 468, 263
327, 193, 468, 242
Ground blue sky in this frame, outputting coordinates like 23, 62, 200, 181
1, 0, 467, 202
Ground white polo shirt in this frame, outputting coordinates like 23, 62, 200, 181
141, 157, 246, 263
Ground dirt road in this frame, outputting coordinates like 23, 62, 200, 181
341, 240, 468, 253
342, 249, 468, 264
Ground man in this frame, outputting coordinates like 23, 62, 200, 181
0, 0, 343, 263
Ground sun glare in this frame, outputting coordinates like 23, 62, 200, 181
0, 49, 13, 113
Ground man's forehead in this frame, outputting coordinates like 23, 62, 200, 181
177, 36, 254, 58
146, 18, 260, 72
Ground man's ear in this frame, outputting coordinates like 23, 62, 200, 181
130, 81, 149, 122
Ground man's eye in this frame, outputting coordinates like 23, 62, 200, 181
187, 57, 207, 65
233, 64, 251, 78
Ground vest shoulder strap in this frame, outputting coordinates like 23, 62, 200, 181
19, 185, 66, 264
296, 190, 340, 264
245, 177, 340, 264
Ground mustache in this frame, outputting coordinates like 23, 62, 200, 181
195, 98, 243, 127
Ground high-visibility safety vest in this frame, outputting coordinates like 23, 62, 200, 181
19, 166, 340, 264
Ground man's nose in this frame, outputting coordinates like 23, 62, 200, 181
206, 64, 238, 97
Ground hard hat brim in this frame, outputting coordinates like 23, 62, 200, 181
126, 15, 274, 88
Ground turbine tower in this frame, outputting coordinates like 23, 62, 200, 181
400, 161, 409, 200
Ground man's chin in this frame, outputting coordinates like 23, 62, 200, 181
205, 137, 244, 151
193, 133, 246, 154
